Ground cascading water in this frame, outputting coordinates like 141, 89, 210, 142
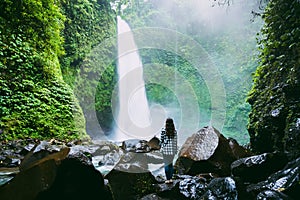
109, 16, 158, 141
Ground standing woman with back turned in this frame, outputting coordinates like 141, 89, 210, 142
160, 118, 177, 183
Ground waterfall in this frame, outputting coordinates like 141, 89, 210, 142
110, 16, 154, 141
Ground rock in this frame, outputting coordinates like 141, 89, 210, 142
138, 193, 167, 200
153, 180, 186, 200
105, 168, 157, 200
179, 126, 219, 161
19, 146, 70, 172
121, 139, 151, 153
105, 149, 165, 200
231, 151, 288, 183
256, 190, 292, 200
0, 167, 19, 187
246, 157, 300, 199
176, 126, 249, 176
19, 143, 36, 156
36, 157, 113, 200
0, 158, 58, 200
178, 175, 207, 199
0, 146, 113, 200
200, 177, 238, 200
148, 137, 161, 151
0, 140, 33, 168
0, 156, 20, 168
114, 151, 157, 173
228, 137, 252, 159
153, 175, 237, 200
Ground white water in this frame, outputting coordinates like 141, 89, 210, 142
109, 16, 164, 141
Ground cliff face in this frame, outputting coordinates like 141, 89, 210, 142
0, 0, 116, 140
247, 0, 300, 159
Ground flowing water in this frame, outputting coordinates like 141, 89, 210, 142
109, 16, 164, 141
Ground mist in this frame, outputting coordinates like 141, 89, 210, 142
119, 0, 263, 144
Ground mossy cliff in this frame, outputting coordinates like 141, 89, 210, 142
247, 0, 300, 159
0, 0, 116, 141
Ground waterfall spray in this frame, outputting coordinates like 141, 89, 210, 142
110, 16, 153, 141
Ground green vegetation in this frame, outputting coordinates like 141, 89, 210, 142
247, 0, 300, 157
117, 0, 262, 144
1, 0, 298, 155
0, 0, 116, 141
59, 0, 117, 134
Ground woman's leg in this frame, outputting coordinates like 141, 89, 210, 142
163, 155, 174, 180
165, 163, 173, 180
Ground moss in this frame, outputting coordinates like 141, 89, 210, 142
0, 79, 86, 141
247, 0, 300, 158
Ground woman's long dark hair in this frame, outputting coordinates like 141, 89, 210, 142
165, 118, 176, 137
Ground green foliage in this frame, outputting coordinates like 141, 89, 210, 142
59, 0, 117, 133
119, 0, 262, 144
95, 62, 118, 132
0, 0, 65, 78
60, 0, 116, 86
142, 50, 211, 126
0, 0, 86, 141
247, 0, 300, 155
0, 79, 86, 141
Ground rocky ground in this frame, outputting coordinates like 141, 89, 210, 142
0, 126, 299, 200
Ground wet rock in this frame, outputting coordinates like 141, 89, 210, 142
33, 140, 63, 153
246, 157, 300, 199
0, 140, 34, 168
176, 126, 249, 176
0, 146, 113, 200
122, 139, 151, 153
105, 149, 165, 200
105, 168, 157, 200
19, 146, 70, 172
113, 152, 151, 173
148, 137, 161, 151
19, 143, 36, 156
92, 141, 120, 156
120, 137, 161, 153
0, 167, 19, 186
231, 152, 288, 183
0, 156, 20, 168
97, 150, 123, 166
138, 193, 167, 200
178, 175, 207, 199
228, 137, 253, 159
153, 175, 237, 200
200, 177, 238, 200
256, 190, 292, 200
36, 157, 113, 200
153, 180, 186, 200
0, 154, 60, 200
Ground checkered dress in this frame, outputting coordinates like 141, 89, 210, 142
160, 129, 177, 155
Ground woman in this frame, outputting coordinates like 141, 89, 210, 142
160, 118, 177, 183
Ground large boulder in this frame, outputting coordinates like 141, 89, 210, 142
200, 177, 238, 200
0, 141, 113, 200
121, 137, 161, 153
141, 175, 238, 200
231, 151, 288, 183
0, 146, 69, 200
105, 151, 163, 200
36, 157, 113, 200
175, 126, 250, 176
246, 157, 300, 200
